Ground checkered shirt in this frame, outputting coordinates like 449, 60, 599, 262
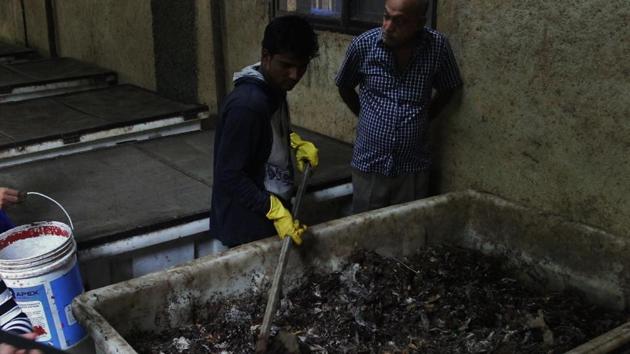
336, 27, 462, 176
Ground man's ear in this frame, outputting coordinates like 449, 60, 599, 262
261, 48, 272, 62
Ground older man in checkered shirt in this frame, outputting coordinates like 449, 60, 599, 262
336, 0, 462, 213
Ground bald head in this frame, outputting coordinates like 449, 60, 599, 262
385, 0, 428, 19
382, 0, 428, 48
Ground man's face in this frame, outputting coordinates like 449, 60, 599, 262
261, 50, 310, 91
382, 0, 426, 48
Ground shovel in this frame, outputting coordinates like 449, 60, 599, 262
255, 163, 311, 354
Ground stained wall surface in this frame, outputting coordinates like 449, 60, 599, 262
54, 0, 156, 90
54, 0, 217, 109
0, 0, 25, 45
222, 0, 269, 91
22, 0, 50, 56
435, 0, 630, 237
289, 31, 357, 143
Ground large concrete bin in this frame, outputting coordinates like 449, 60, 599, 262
72, 190, 630, 353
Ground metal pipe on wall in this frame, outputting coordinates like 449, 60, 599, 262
211, 0, 228, 110
44, 0, 58, 57
19, 0, 29, 47
431, 0, 438, 29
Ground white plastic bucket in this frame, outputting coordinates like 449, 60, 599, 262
0, 194, 87, 351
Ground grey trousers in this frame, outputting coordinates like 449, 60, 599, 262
352, 168, 430, 214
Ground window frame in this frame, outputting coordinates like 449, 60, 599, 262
270, 0, 438, 35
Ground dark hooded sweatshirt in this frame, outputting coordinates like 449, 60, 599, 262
210, 65, 290, 247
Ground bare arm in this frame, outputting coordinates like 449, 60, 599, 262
428, 86, 460, 121
338, 86, 360, 117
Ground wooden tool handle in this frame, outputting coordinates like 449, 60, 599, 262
255, 163, 312, 354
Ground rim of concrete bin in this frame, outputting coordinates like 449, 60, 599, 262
72, 190, 630, 354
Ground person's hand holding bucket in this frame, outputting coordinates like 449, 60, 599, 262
0, 188, 20, 210
0, 332, 43, 354
0, 188, 20, 234
0, 192, 84, 352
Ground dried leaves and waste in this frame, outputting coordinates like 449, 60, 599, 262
130, 246, 628, 353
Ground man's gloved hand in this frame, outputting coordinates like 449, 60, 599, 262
290, 132, 319, 172
265, 194, 306, 245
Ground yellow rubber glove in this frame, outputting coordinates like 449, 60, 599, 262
290, 132, 319, 172
266, 195, 307, 245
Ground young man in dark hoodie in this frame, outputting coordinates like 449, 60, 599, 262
211, 16, 319, 248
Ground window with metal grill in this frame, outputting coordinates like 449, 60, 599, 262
271, 0, 436, 34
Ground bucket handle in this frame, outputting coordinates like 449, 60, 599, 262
24, 192, 74, 230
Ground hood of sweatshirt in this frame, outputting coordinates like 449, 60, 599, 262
232, 62, 285, 111
233, 62, 265, 84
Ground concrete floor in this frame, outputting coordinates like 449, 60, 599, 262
2, 127, 352, 247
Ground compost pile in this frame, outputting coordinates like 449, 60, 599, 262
130, 246, 628, 353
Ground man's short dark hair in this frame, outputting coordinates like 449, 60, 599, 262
262, 15, 319, 61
